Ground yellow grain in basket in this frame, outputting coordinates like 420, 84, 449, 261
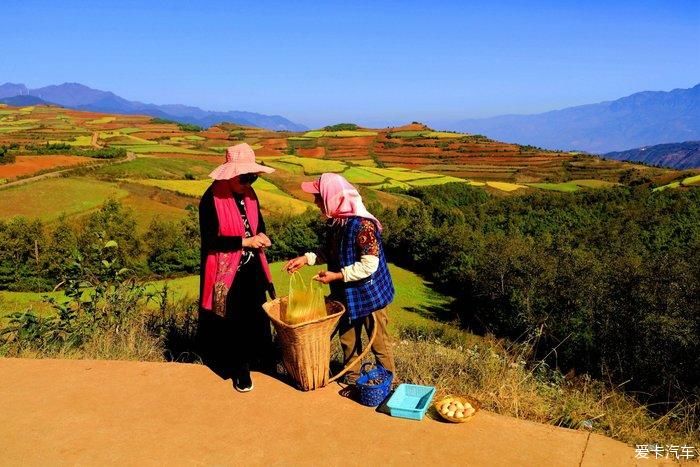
282, 272, 327, 325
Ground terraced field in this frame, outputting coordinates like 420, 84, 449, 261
0, 104, 690, 230
0, 177, 129, 221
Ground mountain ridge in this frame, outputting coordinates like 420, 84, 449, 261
444, 84, 700, 154
605, 140, 700, 169
0, 82, 307, 131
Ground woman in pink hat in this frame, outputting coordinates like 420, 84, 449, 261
284, 173, 396, 385
198, 143, 276, 392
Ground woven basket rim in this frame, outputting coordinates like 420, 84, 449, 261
263, 297, 345, 330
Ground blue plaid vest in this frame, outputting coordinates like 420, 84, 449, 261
331, 216, 395, 321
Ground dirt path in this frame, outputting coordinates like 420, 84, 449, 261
0, 358, 672, 466
0, 151, 136, 190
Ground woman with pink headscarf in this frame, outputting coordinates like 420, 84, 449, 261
199, 143, 276, 392
284, 173, 396, 384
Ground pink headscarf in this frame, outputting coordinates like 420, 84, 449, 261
315, 173, 382, 231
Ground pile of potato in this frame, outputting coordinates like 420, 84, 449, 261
438, 398, 475, 419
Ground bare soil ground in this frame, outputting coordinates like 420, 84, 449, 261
0, 358, 669, 466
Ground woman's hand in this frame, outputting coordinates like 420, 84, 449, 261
313, 270, 343, 284
284, 256, 308, 273
242, 233, 271, 249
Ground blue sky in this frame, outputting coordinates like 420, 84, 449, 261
2, 0, 698, 128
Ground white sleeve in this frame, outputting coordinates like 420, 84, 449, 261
341, 255, 379, 282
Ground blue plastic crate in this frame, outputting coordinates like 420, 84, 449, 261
386, 383, 436, 421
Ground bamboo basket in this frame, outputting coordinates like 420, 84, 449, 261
433, 395, 481, 423
263, 296, 377, 391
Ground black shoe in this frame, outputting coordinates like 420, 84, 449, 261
234, 369, 253, 392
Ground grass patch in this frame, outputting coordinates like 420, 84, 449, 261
363, 167, 438, 181
368, 179, 412, 190
87, 116, 116, 125
0, 177, 129, 221
277, 155, 347, 174
486, 181, 527, 192
681, 174, 700, 186
115, 144, 213, 155
341, 167, 387, 184
96, 157, 216, 179
49, 135, 94, 147
653, 181, 681, 192
117, 127, 144, 134
1, 263, 449, 326
407, 176, 468, 187
263, 159, 306, 175
529, 182, 580, 192
572, 179, 618, 189
353, 159, 377, 167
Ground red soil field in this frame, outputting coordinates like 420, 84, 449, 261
297, 147, 326, 157
0, 156, 94, 180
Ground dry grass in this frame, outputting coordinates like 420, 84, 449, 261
4, 315, 164, 362
391, 322, 699, 448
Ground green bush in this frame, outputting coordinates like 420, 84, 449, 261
322, 123, 359, 131
381, 183, 700, 403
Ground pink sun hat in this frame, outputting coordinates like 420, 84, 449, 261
208, 143, 275, 180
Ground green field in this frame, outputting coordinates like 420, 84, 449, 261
277, 155, 347, 174
117, 127, 144, 134
96, 156, 217, 179
261, 159, 306, 175
114, 144, 213, 155
0, 263, 452, 332
353, 159, 377, 168
654, 173, 700, 191
407, 176, 469, 187
303, 130, 378, 138
0, 177, 129, 221
571, 179, 618, 189
368, 179, 412, 190
363, 167, 438, 182
49, 135, 93, 147
682, 174, 700, 186
87, 116, 116, 125
529, 180, 618, 192
528, 182, 580, 192
341, 167, 387, 184
486, 181, 528, 192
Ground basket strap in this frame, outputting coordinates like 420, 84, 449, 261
328, 312, 378, 384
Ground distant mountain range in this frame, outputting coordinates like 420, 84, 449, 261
445, 84, 700, 154
0, 82, 307, 131
605, 141, 700, 169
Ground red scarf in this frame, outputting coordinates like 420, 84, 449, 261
201, 180, 273, 316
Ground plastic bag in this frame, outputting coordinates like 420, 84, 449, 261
283, 272, 327, 325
